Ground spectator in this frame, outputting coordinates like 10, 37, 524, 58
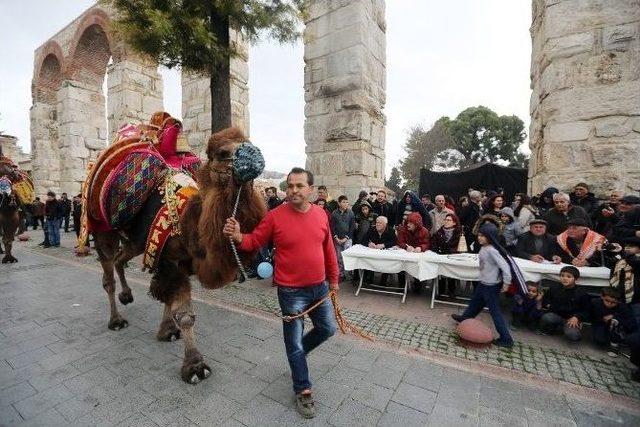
593, 190, 624, 236
364, 216, 397, 286
330, 195, 355, 281
544, 192, 591, 235
72, 194, 82, 238
609, 236, 640, 323
457, 196, 469, 212
609, 195, 640, 244
316, 185, 338, 212
460, 190, 483, 252
314, 199, 331, 223
396, 191, 432, 230
397, 212, 430, 292
352, 190, 369, 215
421, 194, 435, 212
554, 218, 609, 267
432, 213, 462, 297
265, 187, 283, 211
429, 195, 454, 236
371, 190, 395, 227
486, 194, 504, 219
590, 288, 638, 349
570, 182, 598, 218
499, 207, 520, 252
444, 195, 456, 214
535, 187, 559, 217
44, 191, 63, 247
32, 197, 45, 230
512, 193, 538, 233
512, 282, 544, 330
450, 222, 518, 347
354, 201, 377, 246
60, 192, 72, 232
514, 219, 561, 263
540, 266, 590, 342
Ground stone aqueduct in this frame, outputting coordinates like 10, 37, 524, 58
30, 1, 639, 200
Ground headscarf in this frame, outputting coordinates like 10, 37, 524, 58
478, 222, 527, 296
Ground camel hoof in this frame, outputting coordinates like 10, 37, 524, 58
118, 291, 134, 305
108, 317, 129, 331
1, 255, 17, 264
181, 352, 211, 385
157, 327, 180, 342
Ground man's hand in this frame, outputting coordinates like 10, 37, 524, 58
603, 314, 614, 323
552, 255, 562, 264
329, 282, 339, 291
566, 316, 580, 328
530, 254, 544, 263
414, 247, 422, 253
572, 258, 587, 267
223, 218, 243, 243
406, 245, 414, 252
368, 242, 376, 249
602, 207, 615, 217
377, 244, 385, 249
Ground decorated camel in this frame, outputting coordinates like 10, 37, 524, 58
0, 148, 34, 263
81, 112, 266, 383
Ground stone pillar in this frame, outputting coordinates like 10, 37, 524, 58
30, 102, 60, 196
182, 30, 250, 158
529, 0, 640, 196
56, 79, 107, 195
107, 58, 163, 141
303, 0, 386, 201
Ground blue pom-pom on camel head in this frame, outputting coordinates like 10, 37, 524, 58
232, 142, 265, 183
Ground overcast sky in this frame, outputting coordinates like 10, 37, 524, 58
0, 0, 531, 176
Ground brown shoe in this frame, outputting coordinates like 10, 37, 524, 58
294, 392, 316, 419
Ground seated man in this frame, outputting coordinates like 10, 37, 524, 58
540, 266, 590, 342
554, 218, 608, 267
514, 218, 561, 263
544, 192, 591, 235
609, 195, 640, 244
363, 216, 397, 286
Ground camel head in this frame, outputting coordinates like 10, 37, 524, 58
0, 158, 20, 183
191, 127, 267, 289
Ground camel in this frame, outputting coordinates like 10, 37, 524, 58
0, 150, 25, 263
85, 116, 266, 383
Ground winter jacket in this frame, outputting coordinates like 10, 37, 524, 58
535, 187, 559, 217
610, 254, 640, 304
499, 207, 520, 249
396, 191, 432, 230
431, 225, 462, 254
570, 192, 598, 218
514, 205, 537, 233
371, 200, 396, 226
590, 299, 638, 334
429, 206, 454, 236
514, 232, 557, 261
609, 206, 640, 244
366, 226, 397, 249
541, 283, 591, 321
354, 202, 378, 246
44, 199, 63, 220
330, 208, 355, 240
397, 212, 430, 252
593, 203, 620, 236
32, 201, 45, 217
544, 205, 592, 236
267, 196, 283, 211
60, 198, 72, 216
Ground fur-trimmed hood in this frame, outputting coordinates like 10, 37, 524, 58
472, 213, 505, 236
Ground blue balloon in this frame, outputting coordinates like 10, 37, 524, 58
257, 262, 273, 279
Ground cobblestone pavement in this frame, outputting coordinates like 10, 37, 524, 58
1, 239, 639, 426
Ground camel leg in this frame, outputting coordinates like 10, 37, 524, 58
171, 288, 210, 384
156, 303, 181, 342
94, 231, 128, 330
1, 212, 18, 263
113, 243, 140, 305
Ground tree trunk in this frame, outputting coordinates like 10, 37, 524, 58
209, 10, 231, 133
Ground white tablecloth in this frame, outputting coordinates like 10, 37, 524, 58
342, 245, 610, 287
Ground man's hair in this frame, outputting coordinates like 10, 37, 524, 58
469, 190, 481, 199
338, 195, 348, 202
35, 197, 40, 201
525, 281, 539, 289
421, 194, 431, 200
560, 265, 580, 279
377, 190, 386, 195
287, 167, 314, 186
377, 216, 388, 224
602, 287, 621, 301
317, 185, 327, 191
574, 182, 589, 190
553, 192, 570, 202
62, 192, 67, 196
47, 191, 56, 198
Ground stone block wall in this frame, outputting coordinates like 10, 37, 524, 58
529, 0, 640, 197
304, 0, 387, 201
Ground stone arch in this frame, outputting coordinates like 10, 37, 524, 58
33, 41, 64, 104
69, 22, 112, 85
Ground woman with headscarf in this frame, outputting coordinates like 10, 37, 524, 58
432, 213, 462, 297
512, 193, 538, 233
395, 191, 432, 231
451, 222, 527, 347
535, 187, 559, 217
397, 211, 430, 292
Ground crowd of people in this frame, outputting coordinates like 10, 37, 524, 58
17, 191, 82, 248
261, 180, 640, 382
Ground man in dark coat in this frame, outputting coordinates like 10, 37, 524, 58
515, 219, 561, 262
593, 190, 624, 236
544, 192, 591, 235
459, 190, 483, 252
570, 182, 598, 218
609, 195, 640, 244
265, 187, 283, 211
364, 215, 397, 286
60, 193, 72, 232
371, 190, 396, 227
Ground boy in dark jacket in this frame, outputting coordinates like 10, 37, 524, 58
591, 288, 638, 349
540, 266, 591, 341
512, 282, 544, 330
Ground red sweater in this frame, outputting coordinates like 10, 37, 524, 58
239, 203, 339, 287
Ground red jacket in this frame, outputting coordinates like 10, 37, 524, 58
239, 203, 339, 287
397, 212, 430, 252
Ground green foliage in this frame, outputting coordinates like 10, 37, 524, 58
279, 180, 287, 192
105, 0, 303, 73
385, 166, 403, 194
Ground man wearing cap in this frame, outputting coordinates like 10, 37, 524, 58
544, 192, 592, 235
610, 195, 640, 244
554, 218, 609, 267
514, 218, 561, 263
570, 182, 598, 217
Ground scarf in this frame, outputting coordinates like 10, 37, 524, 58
556, 229, 605, 261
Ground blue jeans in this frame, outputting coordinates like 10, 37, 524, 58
462, 283, 513, 344
277, 282, 337, 393
46, 218, 61, 246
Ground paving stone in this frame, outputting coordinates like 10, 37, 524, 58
18, 407, 69, 427
525, 407, 577, 427
479, 377, 525, 417
327, 398, 382, 427
363, 365, 403, 390
181, 390, 241, 425
378, 401, 430, 427
479, 406, 527, 426
391, 382, 437, 414
312, 379, 352, 410
349, 381, 393, 410
0, 404, 23, 425
232, 394, 288, 427
54, 385, 113, 422
0, 382, 37, 407
403, 360, 443, 392
5, 346, 54, 369
260, 375, 294, 407
13, 384, 75, 420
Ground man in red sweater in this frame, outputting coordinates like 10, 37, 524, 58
223, 167, 339, 419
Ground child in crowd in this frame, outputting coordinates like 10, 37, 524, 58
451, 222, 525, 347
512, 282, 543, 330
590, 288, 638, 349
499, 207, 520, 253
540, 266, 590, 342
610, 236, 640, 324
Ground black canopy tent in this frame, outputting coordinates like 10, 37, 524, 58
418, 162, 527, 202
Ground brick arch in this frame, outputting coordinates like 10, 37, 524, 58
33, 41, 64, 104
68, 9, 113, 85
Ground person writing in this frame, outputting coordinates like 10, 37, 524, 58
223, 167, 338, 420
